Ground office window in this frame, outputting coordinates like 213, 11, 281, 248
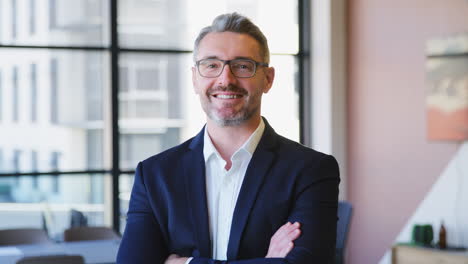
12, 66, 19, 122
50, 151, 61, 193
49, 0, 57, 29
0, 0, 304, 233
13, 150, 21, 188
0, 149, 3, 171
87, 130, 103, 169
11, 0, 17, 39
0, 49, 108, 173
29, 0, 36, 35
13, 149, 21, 171
119, 53, 171, 120
0, 0, 107, 46
136, 68, 161, 91
86, 55, 103, 121
50, 151, 60, 170
119, 66, 129, 92
120, 134, 162, 170
0, 174, 108, 235
50, 58, 58, 124
118, 0, 298, 54
31, 63, 37, 122
31, 151, 38, 188
0, 70, 2, 122
119, 173, 134, 233
46, 0, 109, 46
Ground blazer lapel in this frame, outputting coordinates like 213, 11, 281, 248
183, 128, 211, 258
226, 119, 278, 260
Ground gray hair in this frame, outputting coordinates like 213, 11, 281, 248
193, 12, 270, 64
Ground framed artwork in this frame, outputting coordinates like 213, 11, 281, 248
426, 33, 468, 141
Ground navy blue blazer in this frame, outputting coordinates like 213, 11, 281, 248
117, 119, 340, 264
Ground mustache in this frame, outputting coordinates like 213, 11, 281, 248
207, 84, 248, 96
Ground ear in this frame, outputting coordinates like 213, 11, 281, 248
262, 66, 275, 94
192, 66, 200, 94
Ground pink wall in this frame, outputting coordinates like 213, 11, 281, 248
347, 1, 468, 263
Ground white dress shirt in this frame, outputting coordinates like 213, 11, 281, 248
185, 119, 265, 264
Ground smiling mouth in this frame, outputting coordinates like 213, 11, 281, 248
213, 94, 243, 99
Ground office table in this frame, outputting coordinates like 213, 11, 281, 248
0, 239, 120, 264
392, 244, 468, 264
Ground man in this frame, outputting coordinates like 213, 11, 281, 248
117, 13, 340, 264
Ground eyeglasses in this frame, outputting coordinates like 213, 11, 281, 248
195, 58, 269, 78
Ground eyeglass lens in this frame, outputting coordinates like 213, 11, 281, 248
198, 59, 256, 78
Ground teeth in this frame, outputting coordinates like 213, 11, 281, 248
215, 94, 241, 99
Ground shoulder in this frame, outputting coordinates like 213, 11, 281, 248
270, 137, 340, 194
276, 134, 333, 160
269, 134, 339, 175
261, 118, 335, 165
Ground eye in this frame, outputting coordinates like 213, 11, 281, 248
206, 63, 219, 69
200, 60, 221, 70
232, 61, 254, 71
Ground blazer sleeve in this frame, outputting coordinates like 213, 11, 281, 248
285, 154, 340, 263
189, 155, 340, 264
117, 162, 169, 264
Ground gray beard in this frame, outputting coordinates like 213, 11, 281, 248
208, 105, 258, 127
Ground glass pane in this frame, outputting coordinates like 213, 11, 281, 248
118, 0, 298, 54
0, 49, 110, 173
118, 53, 197, 170
0, 0, 110, 46
119, 173, 133, 234
0, 174, 112, 241
118, 53, 299, 170
262, 55, 300, 141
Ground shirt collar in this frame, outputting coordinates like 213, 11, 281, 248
203, 119, 265, 162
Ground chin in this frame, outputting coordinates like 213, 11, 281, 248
210, 111, 256, 127
214, 118, 246, 127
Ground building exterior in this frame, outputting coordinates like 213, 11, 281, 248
0, 0, 299, 236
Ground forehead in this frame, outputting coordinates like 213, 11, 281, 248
196, 32, 262, 61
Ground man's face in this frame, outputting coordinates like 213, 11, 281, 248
192, 32, 275, 127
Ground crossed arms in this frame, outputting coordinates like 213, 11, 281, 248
117, 154, 340, 264
166, 221, 302, 264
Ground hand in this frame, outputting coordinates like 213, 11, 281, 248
266, 222, 301, 258
164, 254, 189, 264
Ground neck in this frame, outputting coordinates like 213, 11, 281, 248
206, 115, 261, 164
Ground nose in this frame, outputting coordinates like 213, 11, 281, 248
217, 63, 237, 86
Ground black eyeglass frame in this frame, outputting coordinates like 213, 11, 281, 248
195, 58, 269, 78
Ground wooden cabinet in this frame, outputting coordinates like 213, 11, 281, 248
392, 245, 468, 264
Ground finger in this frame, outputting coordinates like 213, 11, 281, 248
285, 228, 301, 242
275, 222, 299, 238
271, 222, 292, 241
267, 222, 302, 258
274, 224, 301, 250
276, 229, 300, 251
285, 224, 301, 241
273, 222, 300, 242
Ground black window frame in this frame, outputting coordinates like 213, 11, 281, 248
0, 0, 311, 233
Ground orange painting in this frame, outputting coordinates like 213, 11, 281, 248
426, 35, 468, 141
